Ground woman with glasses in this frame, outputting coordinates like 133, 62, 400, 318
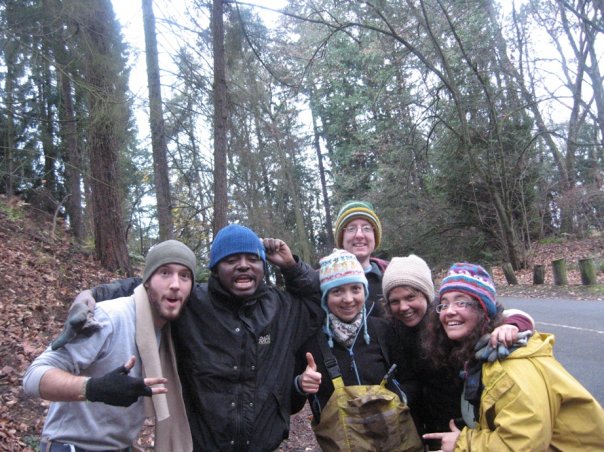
381, 257, 534, 450
422, 263, 604, 451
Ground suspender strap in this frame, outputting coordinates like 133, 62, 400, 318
317, 332, 342, 381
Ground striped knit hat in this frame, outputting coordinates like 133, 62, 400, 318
319, 249, 370, 346
334, 201, 382, 250
439, 263, 497, 318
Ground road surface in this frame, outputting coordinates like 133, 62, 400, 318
502, 297, 604, 404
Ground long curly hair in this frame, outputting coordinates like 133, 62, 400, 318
420, 299, 504, 371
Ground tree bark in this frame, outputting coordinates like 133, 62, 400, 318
310, 92, 334, 249
502, 263, 518, 285
142, 0, 173, 240
211, 0, 228, 234
3, 39, 16, 196
58, 70, 84, 241
79, 0, 131, 274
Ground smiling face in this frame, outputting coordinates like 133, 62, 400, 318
387, 286, 429, 327
145, 263, 193, 328
341, 219, 376, 268
327, 282, 366, 322
438, 291, 483, 341
215, 253, 265, 298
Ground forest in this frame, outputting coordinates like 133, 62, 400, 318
1, 0, 602, 275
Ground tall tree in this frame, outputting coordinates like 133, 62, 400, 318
212, 0, 228, 233
75, 0, 131, 273
143, 0, 173, 240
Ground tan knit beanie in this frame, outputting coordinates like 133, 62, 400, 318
382, 255, 434, 302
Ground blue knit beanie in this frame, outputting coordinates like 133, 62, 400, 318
208, 224, 266, 269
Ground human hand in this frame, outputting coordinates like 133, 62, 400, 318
299, 352, 322, 394
262, 238, 296, 269
474, 333, 509, 362
489, 323, 519, 347
422, 419, 461, 452
51, 290, 99, 350
475, 330, 534, 362
85, 356, 167, 407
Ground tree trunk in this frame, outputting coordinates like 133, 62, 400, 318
79, 0, 131, 274
533, 265, 545, 285
502, 263, 518, 285
310, 93, 334, 249
578, 258, 597, 286
39, 3, 58, 197
211, 0, 228, 234
552, 258, 568, 286
3, 41, 16, 196
142, 0, 173, 240
58, 70, 84, 241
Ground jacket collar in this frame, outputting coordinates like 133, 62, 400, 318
208, 273, 269, 312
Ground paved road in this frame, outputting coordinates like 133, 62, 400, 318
501, 297, 604, 405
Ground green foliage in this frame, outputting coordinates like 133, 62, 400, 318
538, 236, 567, 245
23, 435, 40, 451
2, 0, 603, 272
0, 200, 23, 221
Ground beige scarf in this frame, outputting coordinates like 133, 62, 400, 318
134, 285, 192, 451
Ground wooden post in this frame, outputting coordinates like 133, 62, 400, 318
533, 265, 545, 285
502, 263, 518, 285
552, 258, 568, 286
578, 258, 597, 286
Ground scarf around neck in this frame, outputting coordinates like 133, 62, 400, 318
329, 312, 362, 348
134, 285, 192, 451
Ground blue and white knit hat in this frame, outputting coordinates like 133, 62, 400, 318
439, 263, 497, 318
208, 224, 266, 269
319, 249, 370, 347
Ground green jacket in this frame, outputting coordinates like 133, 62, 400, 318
456, 332, 604, 451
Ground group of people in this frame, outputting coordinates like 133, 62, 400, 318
24, 201, 604, 451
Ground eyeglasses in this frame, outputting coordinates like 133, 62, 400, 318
435, 299, 476, 314
344, 225, 374, 234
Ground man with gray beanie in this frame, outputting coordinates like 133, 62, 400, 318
23, 240, 196, 452
51, 224, 323, 451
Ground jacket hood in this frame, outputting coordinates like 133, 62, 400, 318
370, 256, 389, 272
506, 331, 554, 360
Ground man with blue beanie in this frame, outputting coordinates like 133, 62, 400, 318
52, 224, 323, 451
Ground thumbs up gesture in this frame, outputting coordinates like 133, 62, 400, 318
299, 352, 322, 394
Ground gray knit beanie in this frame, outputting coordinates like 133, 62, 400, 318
143, 240, 197, 284
382, 255, 434, 302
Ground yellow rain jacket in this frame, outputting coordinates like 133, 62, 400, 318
455, 332, 604, 451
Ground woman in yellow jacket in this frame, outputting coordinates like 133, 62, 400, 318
422, 262, 604, 451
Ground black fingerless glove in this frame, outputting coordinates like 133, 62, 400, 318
85, 365, 152, 407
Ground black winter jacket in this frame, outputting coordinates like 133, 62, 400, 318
394, 318, 462, 435
291, 316, 418, 420
93, 260, 323, 452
